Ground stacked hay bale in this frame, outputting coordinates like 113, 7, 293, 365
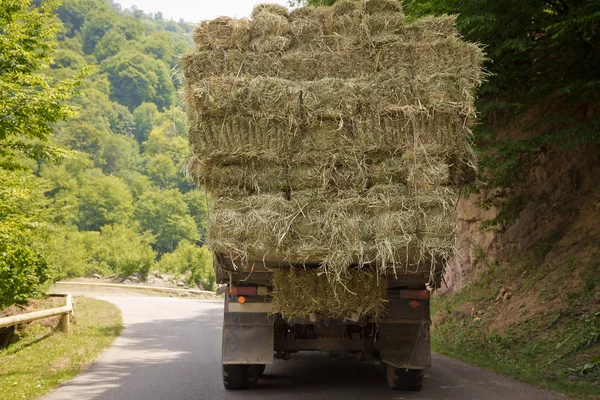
182, 0, 484, 319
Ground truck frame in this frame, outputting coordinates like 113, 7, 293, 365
217, 253, 438, 391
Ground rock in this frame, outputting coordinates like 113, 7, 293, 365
176, 281, 185, 287
121, 279, 132, 284
106, 274, 115, 280
146, 277, 156, 284
183, 285, 190, 289
594, 290, 600, 304
567, 375, 580, 382
128, 276, 140, 283
169, 293, 174, 297
132, 272, 141, 279
197, 283, 205, 291
93, 273, 102, 279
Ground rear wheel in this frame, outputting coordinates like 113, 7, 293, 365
251, 364, 266, 377
385, 364, 424, 391
222, 364, 260, 390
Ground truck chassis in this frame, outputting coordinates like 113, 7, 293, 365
217, 254, 434, 391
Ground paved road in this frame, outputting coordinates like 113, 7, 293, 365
44, 296, 569, 400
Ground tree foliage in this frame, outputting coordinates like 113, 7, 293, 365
1, 0, 211, 307
0, 0, 79, 170
101, 50, 175, 111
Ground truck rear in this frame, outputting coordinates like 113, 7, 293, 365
217, 253, 439, 391
181, 0, 483, 391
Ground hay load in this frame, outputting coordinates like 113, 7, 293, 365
182, 0, 484, 320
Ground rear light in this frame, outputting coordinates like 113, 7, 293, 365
227, 286, 257, 296
399, 290, 430, 300
409, 300, 420, 309
237, 296, 246, 304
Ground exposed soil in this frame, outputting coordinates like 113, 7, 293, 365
0, 297, 65, 318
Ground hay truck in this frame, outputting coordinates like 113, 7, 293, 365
217, 254, 437, 391
181, 0, 483, 392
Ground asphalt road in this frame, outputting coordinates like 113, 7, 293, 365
43, 296, 570, 400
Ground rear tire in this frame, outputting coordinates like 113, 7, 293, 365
251, 364, 266, 377
222, 364, 259, 390
385, 364, 424, 391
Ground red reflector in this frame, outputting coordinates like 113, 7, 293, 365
409, 300, 420, 309
399, 290, 430, 300
227, 286, 257, 296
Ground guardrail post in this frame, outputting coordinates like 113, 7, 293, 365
60, 313, 70, 333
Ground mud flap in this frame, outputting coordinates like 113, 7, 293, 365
222, 311, 274, 364
380, 323, 431, 369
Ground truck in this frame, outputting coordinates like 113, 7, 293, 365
217, 253, 439, 391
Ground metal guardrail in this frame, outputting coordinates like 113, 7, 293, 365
55, 281, 216, 295
0, 293, 74, 333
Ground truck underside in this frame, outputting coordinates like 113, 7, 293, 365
217, 254, 435, 391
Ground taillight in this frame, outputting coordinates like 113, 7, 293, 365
227, 286, 257, 296
399, 290, 430, 299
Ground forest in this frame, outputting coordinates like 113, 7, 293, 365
1, 0, 214, 308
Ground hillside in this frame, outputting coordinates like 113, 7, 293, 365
0, 0, 215, 309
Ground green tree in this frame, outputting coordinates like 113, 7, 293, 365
142, 31, 174, 65
0, 0, 78, 170
145, 153, 179, 189
57, 0, 106, 38
156, 241, 214, 289
94, 224, 156, 277
93, 28, 128, 62
0, 0, 78, 307
133, 102, 160, 143
81, 10, 115, 54
47, 227, 103, 277
77, 170, 134, 231
0, 170, 53, 309
134, 189, 199, 253
101, 51, 175, 111
183, 189, 209, 243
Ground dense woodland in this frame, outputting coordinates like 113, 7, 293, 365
1, 0, 214, 308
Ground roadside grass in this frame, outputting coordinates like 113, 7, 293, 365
431, 247, 600, 399
0, 297, 122, 400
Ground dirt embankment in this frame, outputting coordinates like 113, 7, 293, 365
433, 105, 600, 399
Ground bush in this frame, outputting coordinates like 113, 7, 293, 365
155, 241, 214, 290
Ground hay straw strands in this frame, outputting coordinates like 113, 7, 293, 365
184, 74, 477, 127
186, 113, 474, 165
192, 17, 251, 50
206, 185, 457, 277
270, 267, 388, 321
181, 38, 484, 82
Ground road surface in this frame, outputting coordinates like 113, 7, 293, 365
43, 296, 569, 400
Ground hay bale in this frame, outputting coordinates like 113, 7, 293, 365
365, 0, 404, 14
182, 0, 484, 293
270, 267, 387, 321
181, 38, 483, 81
251, 10, 291, 37
252, 3, 289, 19
193, 17, 250, 50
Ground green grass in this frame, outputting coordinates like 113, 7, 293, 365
0, 297, 122, 400
431, 250, 600, 399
